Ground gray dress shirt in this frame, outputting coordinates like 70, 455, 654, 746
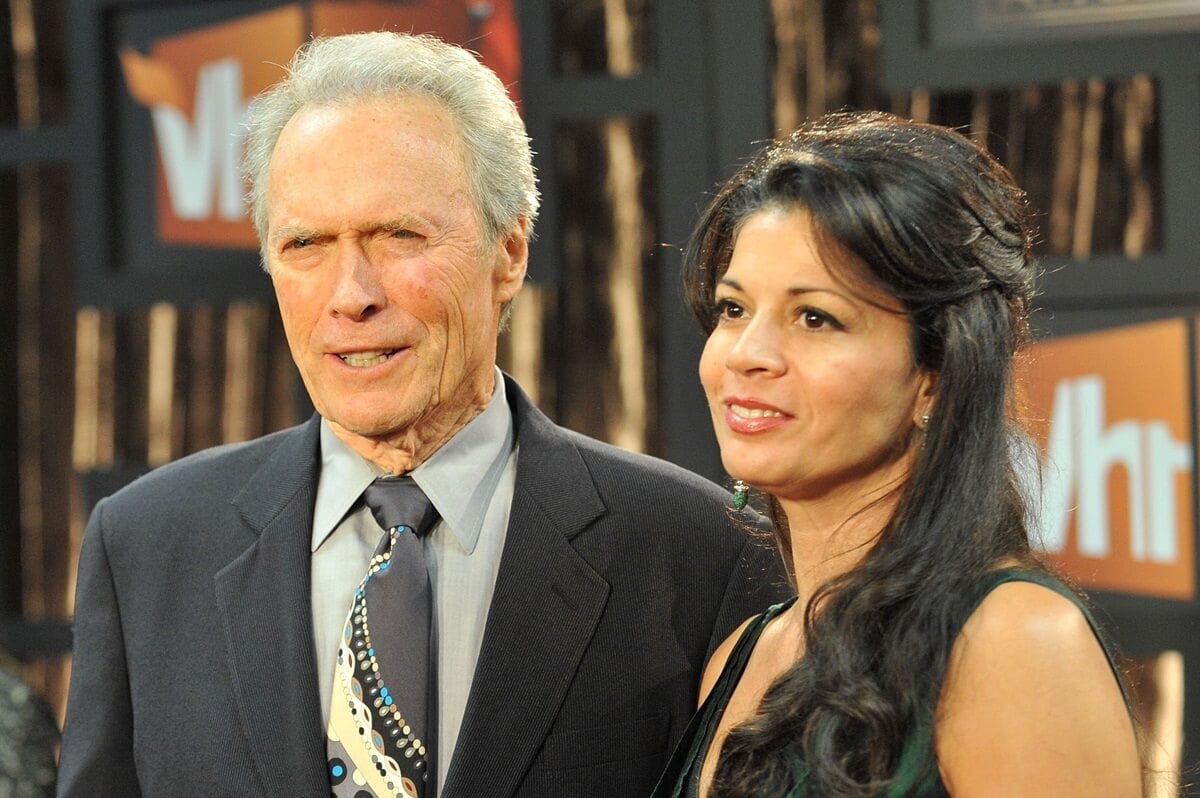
311, 371, 517, 789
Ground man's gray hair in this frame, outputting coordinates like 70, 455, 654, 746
241, 31, 540, 267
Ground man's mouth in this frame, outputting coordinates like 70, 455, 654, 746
338, 350, 395, 368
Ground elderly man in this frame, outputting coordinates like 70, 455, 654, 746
58, 32, 785, 798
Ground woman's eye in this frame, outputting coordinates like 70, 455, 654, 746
799, 308, 839, 330
714, 298, 744, 321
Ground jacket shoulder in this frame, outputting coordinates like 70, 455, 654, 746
505, 378, 743, 531
90, 421, 318, 527
568, 429, 730, 504
555, 427, 761, 550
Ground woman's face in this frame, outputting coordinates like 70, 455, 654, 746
699, 206, 935, 506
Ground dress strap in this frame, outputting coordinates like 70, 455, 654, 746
649, 597, 798, 798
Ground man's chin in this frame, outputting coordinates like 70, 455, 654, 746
322, 409, 415, 443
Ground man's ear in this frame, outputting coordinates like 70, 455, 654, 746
494, 216, 529, 305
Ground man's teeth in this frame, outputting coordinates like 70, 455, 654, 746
731, 404, 783, 419
340, 350, 392, 367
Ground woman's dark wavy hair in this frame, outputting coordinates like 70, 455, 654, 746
685, 110, 1040, 796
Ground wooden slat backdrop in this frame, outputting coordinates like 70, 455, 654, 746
1, 2, 1169, 782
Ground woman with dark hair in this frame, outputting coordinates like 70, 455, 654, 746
654, 111, 1141, 797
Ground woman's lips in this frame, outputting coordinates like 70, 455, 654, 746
724, 400, 790, 434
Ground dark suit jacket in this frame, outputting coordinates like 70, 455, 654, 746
57, 376, 789, 797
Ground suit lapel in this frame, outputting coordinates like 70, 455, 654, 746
442, 380, 610, 798
214, 416, 328, 797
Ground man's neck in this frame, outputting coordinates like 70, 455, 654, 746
328, 382, 495, 475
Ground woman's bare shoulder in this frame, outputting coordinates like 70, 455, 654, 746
935, 580, 1141, 797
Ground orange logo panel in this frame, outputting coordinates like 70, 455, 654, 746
119, 1, 521, 250
1017, 318, 1194, 599
120, 6, 305, 248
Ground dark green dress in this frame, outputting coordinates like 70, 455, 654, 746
651, 568, 1130, 798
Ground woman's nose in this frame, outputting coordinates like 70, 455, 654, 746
726, 319, 787, 375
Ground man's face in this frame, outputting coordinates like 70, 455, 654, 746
265, 95, 526, 449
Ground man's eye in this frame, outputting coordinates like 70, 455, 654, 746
384, 228, 427, 253
289, 237, 313, 250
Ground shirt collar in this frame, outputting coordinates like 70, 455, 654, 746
311, 369, 514, 555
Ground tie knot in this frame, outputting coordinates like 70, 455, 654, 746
363, 476, 438, 537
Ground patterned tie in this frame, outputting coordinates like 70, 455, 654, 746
327, 476, 438, 797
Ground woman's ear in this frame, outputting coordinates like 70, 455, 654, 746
914, 370, 938, 430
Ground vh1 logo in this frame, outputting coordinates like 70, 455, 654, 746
117, 1, 519, 250
1019, 318, 1195, 599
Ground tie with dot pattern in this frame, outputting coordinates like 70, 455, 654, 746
326, 476, 438, 797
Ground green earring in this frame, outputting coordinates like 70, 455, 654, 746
732, 480, 749, 511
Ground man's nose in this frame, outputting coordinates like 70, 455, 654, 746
329, 242, 385, 321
